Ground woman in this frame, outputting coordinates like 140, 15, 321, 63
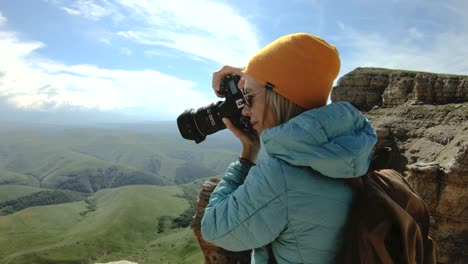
201, 33, 377, 263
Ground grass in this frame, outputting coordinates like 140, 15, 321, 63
0, 124, 239, 188
0, 169, 38, 187
0, 123, 237, 263
0, 185, 204, 264
96, 228, 204, 264
0, 185, 44, 202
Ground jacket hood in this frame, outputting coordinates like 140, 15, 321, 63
262, 101, 377, 178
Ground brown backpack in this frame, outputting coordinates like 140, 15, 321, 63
339, 169, 436, 263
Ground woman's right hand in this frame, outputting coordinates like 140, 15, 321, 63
212, 65, 245, 97
213, 66, 259, 163
222, 118, 260, 164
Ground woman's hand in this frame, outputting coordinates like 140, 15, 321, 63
214, 66, 258, 163
223, 118, 260, 164
212, 65, 245, 97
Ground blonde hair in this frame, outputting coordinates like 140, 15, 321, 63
265, 88, 306, 124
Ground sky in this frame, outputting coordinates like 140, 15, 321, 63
0, 0, 467, 123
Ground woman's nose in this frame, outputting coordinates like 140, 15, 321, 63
242, 105, 250, 116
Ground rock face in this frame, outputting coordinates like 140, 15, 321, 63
95, 261, 138, 264
191, 178, 251, 264
332, 67, 468, 264
333, 67, 468, 110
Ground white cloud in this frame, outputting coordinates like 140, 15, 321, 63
144, 50, 171, 57
120, 0, 260, 65
60, 0, 114, 21
337, 28, 468, 76
335, 1, 468, 76
119, 47, 132, 56
0, 28, 210, 118
61, 7, 81, 16
407, 27, 424, 40
99, 38, 111, 45
54, 0, 260, 66
0, 12, 6, 26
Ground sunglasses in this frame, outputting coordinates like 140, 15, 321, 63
241, 88, 264, 108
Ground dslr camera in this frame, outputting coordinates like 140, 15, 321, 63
177, 74, 252, 143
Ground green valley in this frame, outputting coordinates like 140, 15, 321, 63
0, 123, 239, 263
0, 123, 239, 190
0, 185, 204, 263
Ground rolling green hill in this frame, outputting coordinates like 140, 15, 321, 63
0, 123, 240, 191
0, 123, 238, 263
0, 185, 44, 202
0, 189, 88, 216
0, 185, 204, 264
0, 169, 38, 187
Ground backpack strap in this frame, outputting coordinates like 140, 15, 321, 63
267, 243, 277, 264
369, 146, 392, 171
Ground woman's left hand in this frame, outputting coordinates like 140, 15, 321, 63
222, 118, 260, 164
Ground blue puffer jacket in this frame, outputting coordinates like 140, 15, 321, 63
201, 101, 377, 263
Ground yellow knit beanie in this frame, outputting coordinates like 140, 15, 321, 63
244, 33, 340, 109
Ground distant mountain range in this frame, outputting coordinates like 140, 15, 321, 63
0, 122, 241, 191
0, 121, 241, 263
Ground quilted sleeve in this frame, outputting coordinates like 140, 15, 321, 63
201, 159, 288, 251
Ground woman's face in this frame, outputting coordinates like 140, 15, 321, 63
241, 75, 277, 135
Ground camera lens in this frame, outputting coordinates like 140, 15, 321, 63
177, 74, 246, 144
177, 102, 225, 144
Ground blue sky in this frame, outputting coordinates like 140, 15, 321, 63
0, 0, 467, 122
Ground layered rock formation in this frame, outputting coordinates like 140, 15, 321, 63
332, 67, 468, 264
95, 261, 138, 264
191, 178, 251, 263
333, 67, 468, 110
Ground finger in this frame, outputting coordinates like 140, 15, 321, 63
212, 68, 224, 97
222, 118, 251, 142
238, 77, 245, 90
212, 65, 240, 89
212, 66, 244, 97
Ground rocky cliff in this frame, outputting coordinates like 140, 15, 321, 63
332, 67, 468, 110
192, 178, 252, 263
332, 67, 467, 264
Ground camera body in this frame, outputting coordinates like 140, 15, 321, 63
177, 74, 252, 144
